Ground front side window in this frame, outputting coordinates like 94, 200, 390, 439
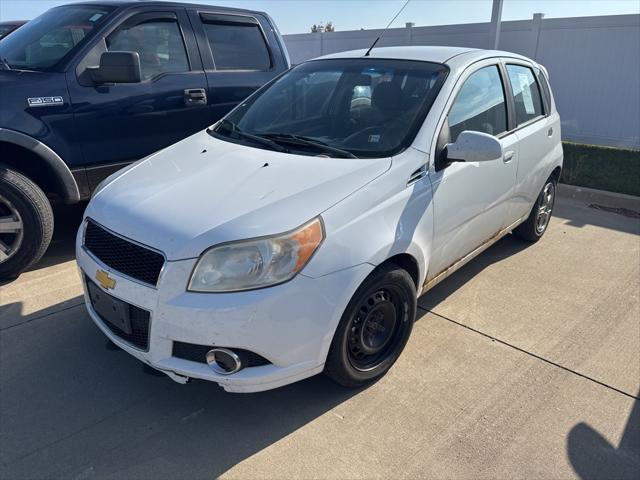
106, 15, 189, 80
202, 18, 270, 71
0, 5, 113, 71
448, 65, 507, 142
211, 59, 448, 158
506, 64, 543, 125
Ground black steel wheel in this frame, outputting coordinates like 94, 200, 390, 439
325, 264, 416, 387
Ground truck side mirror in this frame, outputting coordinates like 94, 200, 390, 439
88, 51, 142, 84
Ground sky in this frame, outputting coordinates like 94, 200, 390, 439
0, 0, 638, 34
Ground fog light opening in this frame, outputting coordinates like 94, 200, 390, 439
206, 348, 243, 375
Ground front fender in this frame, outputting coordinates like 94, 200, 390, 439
0, 128, 80, 202
304, 155, 433, 288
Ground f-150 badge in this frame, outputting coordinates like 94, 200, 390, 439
27, 96, 64, 107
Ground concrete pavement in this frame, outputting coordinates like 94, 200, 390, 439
1, 196, 638, 479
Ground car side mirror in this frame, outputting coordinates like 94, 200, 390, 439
88, 51, 142, 85
445, 130, 503, 163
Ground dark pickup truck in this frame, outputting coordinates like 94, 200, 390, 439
0, 1, 290, 279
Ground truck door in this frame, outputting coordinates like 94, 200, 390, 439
67, 8, 210, 189
187, 10, 289, 122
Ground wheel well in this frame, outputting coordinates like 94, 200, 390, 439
380, 253, 420, 290
550, 166, 562, 183
0, 142, 63, 199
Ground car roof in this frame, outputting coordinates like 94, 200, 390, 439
315, 46, 535, 67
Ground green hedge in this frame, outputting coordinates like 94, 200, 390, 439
560, 142, 640, 196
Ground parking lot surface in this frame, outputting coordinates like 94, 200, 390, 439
1, 194, 638, 479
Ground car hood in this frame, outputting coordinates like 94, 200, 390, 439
86, 130, 391, 260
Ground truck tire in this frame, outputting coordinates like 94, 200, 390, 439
0, 165, 54, 280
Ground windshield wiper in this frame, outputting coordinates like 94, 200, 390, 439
210, 119, 288, 153
259, 133, 358, 159
0, 58, 12, 71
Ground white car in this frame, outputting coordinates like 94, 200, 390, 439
76, 46, 562, 392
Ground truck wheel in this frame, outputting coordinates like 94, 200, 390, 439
0, 165, 54, 280
324, 264, 416, 388
513, 176, 556, 243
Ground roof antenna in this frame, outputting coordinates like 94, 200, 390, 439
364, 0, 412, 56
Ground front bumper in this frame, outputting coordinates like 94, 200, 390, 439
76, 228, 373, 393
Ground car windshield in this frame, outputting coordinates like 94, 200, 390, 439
0, 5, 114, 71
212, 58, 448, 158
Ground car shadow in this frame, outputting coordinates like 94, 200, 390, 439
0, 298, 363, 478
418, 233, 529, 312
552, 196, 640, 236
567, 395, 640, 479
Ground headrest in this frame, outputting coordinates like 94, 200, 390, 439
372, 82, 403, 113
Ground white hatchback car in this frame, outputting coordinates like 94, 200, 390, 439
77, 46, 562, 392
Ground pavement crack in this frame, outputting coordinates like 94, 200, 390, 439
0, 301, 85, 332
427, 309, 639, 401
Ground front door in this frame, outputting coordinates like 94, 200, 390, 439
427, 62, 518, 282
68, 9, 210, 189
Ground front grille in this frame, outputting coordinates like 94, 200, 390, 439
172, 342, 270, 367
84, 219, 164, 286
87, 278, 151, 350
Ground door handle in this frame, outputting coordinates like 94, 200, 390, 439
503, 150, 515, 163
547, 127, 554, 137
184, 88, 207, 106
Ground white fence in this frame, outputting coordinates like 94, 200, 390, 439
283, 14, 640, 149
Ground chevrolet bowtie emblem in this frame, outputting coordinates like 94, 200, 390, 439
96, 269, 116, 290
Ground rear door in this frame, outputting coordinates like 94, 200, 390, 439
187, 9, 289, 122
68, 7, 210, 188
503, 61, 559, 221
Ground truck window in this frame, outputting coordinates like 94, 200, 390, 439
505, 64, 544, 125
106, 15, 189, 80
201, 16, 271, 71
448, 65, 507, 142
0, 5, 113, 71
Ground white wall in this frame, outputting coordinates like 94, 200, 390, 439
283, 14, 640, 149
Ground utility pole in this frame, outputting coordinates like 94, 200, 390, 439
490, 0, 504, 50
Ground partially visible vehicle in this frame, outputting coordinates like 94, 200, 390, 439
75, 46, 563, 392
0, 21, 26, 41
0, 1, 290, 279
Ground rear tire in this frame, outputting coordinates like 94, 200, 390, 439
324, 264, 416, 388
0, 165, 54, 280
513, 176, 556, 243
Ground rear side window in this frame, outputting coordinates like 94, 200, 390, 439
506, 64, 543, 125
201, 16, 271, 71
448, 65, 507, 142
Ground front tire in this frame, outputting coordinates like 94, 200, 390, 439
324, 264, 417, 388
0, 165, 54, 280
513, 176, 556, 243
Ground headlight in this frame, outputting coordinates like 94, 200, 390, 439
188, 217, 324, 292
